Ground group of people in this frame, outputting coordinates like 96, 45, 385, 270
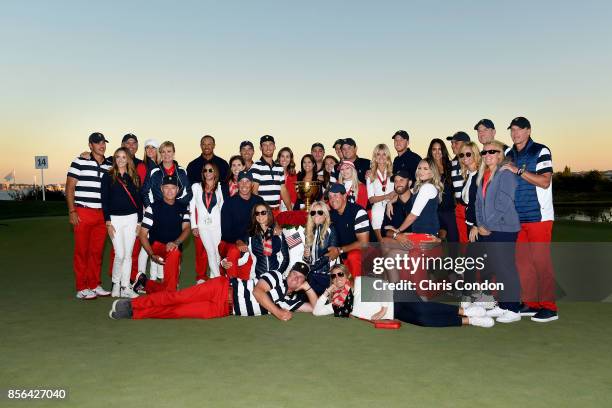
66, 115, 558, 330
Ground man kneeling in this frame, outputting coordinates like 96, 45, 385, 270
109, 262, 317, 321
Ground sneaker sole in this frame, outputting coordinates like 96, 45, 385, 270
496, 317, 521, 323
519, 312, 538, 317
531, 315, 559, 323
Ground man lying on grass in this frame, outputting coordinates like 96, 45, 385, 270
109, 262, 317, 321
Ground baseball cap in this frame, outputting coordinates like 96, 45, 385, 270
474, 119, 495, 130
290, 262, 310, 278
162, 175, 178, 186
144, 139, 160, 149
333, 139, 345, 148
342, 138, 357, 147
340, 160, 355, 169
237, 171, 252, 182
311, 142, 324, 150
328, 183, 346, 194
89, 132, 109, 144
446, 131, 470, 142
507, 116, 531, 129
260, 135, 275, 145
122, 133, 138, 143
392, 130, 409, 140
393, 170, 412, 180
240, 140, 254, 150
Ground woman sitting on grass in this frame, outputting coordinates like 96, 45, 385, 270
313, 265, 495, 328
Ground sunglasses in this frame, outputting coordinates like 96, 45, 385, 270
255, 210, 268, 216
330, 272, 345, 279
310, 210, 324, 216
481, 149, 500, 156
203, 168, 214, 173
458, 152, 473, 158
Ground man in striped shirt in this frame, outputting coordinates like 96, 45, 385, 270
110, 262, 318, 321
503, 117, 558, 323
328, 183, 370, 278
66, 132, 113, 300
133, 175, 191, 294
446, 131, 471, 244
249, 135, 292, 214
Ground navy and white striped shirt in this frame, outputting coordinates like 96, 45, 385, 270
450, 158, 464, 202
67, 156, 112, 209
231, 270, 305, 316
249, 158, 285, 208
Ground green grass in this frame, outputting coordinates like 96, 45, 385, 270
0, 200, 66, 220
1, 217, 612, 407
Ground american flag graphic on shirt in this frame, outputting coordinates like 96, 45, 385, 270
285, 230, 303, 249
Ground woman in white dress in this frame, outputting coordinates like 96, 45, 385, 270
366, 143, 396, 242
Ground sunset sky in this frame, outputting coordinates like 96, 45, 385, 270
1, 1, 611, 184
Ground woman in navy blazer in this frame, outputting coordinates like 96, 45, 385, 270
472, 140, 522, 323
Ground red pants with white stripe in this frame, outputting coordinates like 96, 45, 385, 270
218, 241, 252, 280
455, 204, 469, 244
343, 249, 363, 278
73, 207, 107, 291
108, 239, 141, 281
516, 221, 557, 311
132, 276, 231, 319
144, 242, 181, 294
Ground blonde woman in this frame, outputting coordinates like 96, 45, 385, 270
303, 201, 338, 295
338, 160, 368, 209
459, 142, 482, 237
385, 158, 443, 236
367, 144, 396, 241
473, 139, 521, 323
101, 147, 142, 298
141, 141, 192, 209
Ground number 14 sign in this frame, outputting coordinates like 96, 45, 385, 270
35, 156, 48, 169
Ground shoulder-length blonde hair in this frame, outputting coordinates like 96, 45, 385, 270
368, 144, 393, 182
413, 158, 443, 202
459, 141, 482, 180
476, 140, 506, 186
304, 201, 331, 248
110, 147, 139, 187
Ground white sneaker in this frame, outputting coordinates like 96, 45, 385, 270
196, 279, 206, 285
468, 316, 495, 328
93, 285, 111, 297
474, 293, 496, 310
120, 287, 139, 299
76, 289, 97, 300
496, 310, 521, 323
463, 305, 486, 317
486, 306, 507, 318
460, 296, 473, 310
111, 284, 121, 298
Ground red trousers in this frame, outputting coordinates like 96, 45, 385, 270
108, 239, 140, 281
195, 235, 208, 281
516, 221, 557, 311
73, 207, 107, 291
455, 204, 468, 244
218, 241, 252, 280
144, 242, 181, 294
133, 276, 231, 319
343, 249, 363, 278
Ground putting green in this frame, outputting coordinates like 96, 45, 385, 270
1, 217, 611, 407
